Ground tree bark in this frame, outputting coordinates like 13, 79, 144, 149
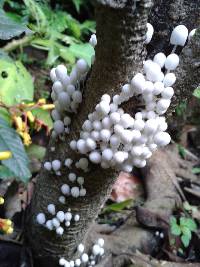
27, 1, 152, 266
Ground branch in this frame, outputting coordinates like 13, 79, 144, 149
2, 35, 33, 53
28, 1, 152, 266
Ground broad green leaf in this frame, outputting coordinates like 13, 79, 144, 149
0, 49, 13, 62
103, 199, 133, 213
171, 224, 181, 236
32, 108, 53, 129
31, 38, 51, 50
0, 10, 31, 40
170, 217, 181, 236
193, 87, 200, 99
180, 217, 197, 232
80, 20, 96, 34
181, 226, 191, 240
0, 107, 11, 124
181, 234, 190, 247
170, 216, 177, 225
23, 0, 47, 34
192, 167, 200, 174
26, 144, 46, 160
0, 117, 31, 182
68, 43, 95, 66
59, 46, 76, 65
0, 59, 34, 106
0, 165, 14, 179
46, 41, 60, 66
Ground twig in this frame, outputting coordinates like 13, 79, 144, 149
2, 35, 34, 53
184, 187, 200, 198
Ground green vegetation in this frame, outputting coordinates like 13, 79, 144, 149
0, 0, 95, 181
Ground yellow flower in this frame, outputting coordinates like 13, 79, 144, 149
0, 218, 13, 234
0, 197, 4, 205
38, 98, 46, 105
6, 226, 13, 234
18, 131, 32, 146
23, 132, 32, 146
41, 104, 55, 110
13, 116, 23, 132
0, 151, 12, 160
27, 111, 35, 123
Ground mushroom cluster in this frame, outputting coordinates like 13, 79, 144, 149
36, 24, 196, 264
36, 205, 80, 236
59, 238, 105, 267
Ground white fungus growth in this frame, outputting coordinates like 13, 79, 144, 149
44, 161, 52, 171
71, 187, 80, 198
78, 243, 85, 253
61, 184, 70, 196
36, 213, 46, 224
153, 52, 166, 68
188, 29, 196, 40
170, 25, 188, 46
164, 54, 179, 70
52, 159, 61, 171
89, 34, 97, 47
57, 211, 65, 222
56, 226, 64, 235
59, 196, 66, 204
39, 29, 183, 257
68, 173, 77, 182
70, 27, 181, 172
59, 238, 105, 266
47, 204, 56, 215
74, 214, 80, 221
145, 23, 154, 44
54, 120, 65, 134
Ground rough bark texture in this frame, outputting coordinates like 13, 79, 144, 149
28, 1, 152, 266
148, 0, 200, 135
169, 31, 200, 136
28, 0, 200, 266
148, 0, 200, 57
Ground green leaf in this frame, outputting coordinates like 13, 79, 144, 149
178, 248, 184, 254
181, 226, 191, 239
59, 46, 76, 64
180, 217, 197, 232
32, 108, 53, 129
0, 165, 14, 179
0, 117, 31, 182
46, 41, 60, 66
0, 107, 11, 124
171, 224, 181, 236
177, 144, 186, 159
192, 167, 200, 174
0, 59, 34, 106
103, 199, 133, 213
68, 43, 95, 66
80, 20, 96, 34
193, 87, 200, 99
170, 217, 181, 236
181, 234, 190, 247
26, 144, 46, 160
71, 0, 83, 13
0, 9, 31, 40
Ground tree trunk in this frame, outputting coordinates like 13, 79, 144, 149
27, 1, 152, 266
